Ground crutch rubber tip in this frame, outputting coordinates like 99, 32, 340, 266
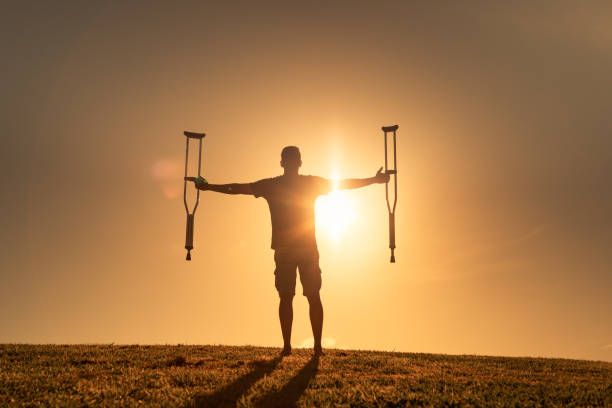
390, 255, 395, 263
186, 251, 191, 261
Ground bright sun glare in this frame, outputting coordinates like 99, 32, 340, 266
315, 176, 356, 241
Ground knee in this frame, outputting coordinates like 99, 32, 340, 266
280, 294, 294, 305
306, 292, 321, 305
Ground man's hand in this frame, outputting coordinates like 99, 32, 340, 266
374, 167, 390, 184
185, 176, 209, 190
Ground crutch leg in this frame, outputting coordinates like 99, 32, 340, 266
389, 213, 395, 263
185, 214, 194, 260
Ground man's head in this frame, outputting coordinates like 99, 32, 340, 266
281, 146, 302, 174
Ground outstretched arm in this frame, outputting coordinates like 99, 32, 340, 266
185, 177, 254, 195
336, 167, 390, 190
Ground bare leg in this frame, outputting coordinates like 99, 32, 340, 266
307, 293, 324, 354
279, 295, 293, 354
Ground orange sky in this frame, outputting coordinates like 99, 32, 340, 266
1, 1, 611, 361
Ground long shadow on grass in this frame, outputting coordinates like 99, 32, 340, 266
253, 355, 319, 408
192, 356, 283, 408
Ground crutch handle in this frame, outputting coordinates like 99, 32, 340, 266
382, 125, 398, 132
184, 131, 206, 139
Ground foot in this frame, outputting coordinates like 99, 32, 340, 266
281, 346, 292, 356
313, 345, 324, 356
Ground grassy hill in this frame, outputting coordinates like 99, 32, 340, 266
1, 344, 609, 407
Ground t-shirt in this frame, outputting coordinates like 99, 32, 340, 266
250, 175, 333, 249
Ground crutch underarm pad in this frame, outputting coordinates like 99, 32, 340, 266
184, 131, 206, 139
382, 125, 398, 132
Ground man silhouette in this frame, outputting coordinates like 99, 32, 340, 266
189, 146, 389, 355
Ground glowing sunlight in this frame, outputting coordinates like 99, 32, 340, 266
316, 177, 356, 241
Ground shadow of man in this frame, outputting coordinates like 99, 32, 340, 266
254, 355, 320, 408
191, 356, 283, 408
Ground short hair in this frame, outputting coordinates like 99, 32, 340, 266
281, 146, 301, 161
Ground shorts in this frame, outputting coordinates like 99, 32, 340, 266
274, 247, 322, 298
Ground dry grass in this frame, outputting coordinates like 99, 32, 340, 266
1, 344, 610, 407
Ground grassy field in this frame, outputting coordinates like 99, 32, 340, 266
1, 345, 610, 407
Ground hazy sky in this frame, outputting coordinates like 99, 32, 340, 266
1, 1, 610, 361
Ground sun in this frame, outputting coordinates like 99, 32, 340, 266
315, 178, 356, 241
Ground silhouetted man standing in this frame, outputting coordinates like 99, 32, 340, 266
190, 146, 389, 355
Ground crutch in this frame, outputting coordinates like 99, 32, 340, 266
183, 130, 206, 261
382, 125, 398, 263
